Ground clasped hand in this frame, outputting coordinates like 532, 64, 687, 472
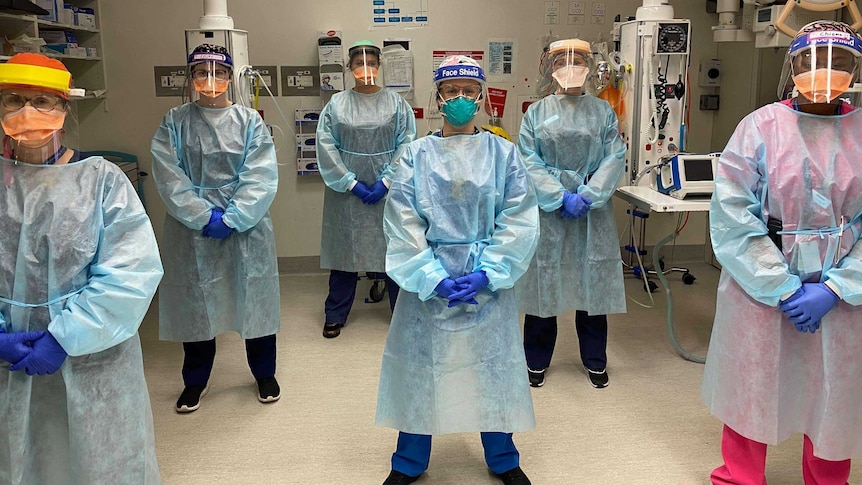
435, 271, 489, 307
779, 283, 840, 334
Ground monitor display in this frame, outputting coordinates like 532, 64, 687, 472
683, 158, 714, 182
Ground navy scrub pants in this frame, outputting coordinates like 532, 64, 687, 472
324, 269, 400, 324
523, 311, 608, 371
391, 431, 520, 477
182, 334, 277, 386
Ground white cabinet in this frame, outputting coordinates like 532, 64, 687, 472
0, 0, 106, 101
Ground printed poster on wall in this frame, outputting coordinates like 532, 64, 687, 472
487, 39, 515, 81
371, 0, 429, 28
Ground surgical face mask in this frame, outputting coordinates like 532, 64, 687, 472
552, 65, 589, 90
352, 66, 379, 85
793, 68, 853, 103
440, 95, 479, 127
193, 78, 230, 98
1, 106, 66, 147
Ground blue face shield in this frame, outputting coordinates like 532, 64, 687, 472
440, 95, 479, 127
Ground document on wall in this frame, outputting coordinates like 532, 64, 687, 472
382, 39, 414, 100
371, 0, 429, 29
488, 39, 516, 82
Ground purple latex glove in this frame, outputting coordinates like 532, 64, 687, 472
202, 209, 233, 239
435, 278, 464, 299
10, 331, 67, 375
779, 283, 839, 334
362, 180, 388, 205
0, 329, 45, 365
447, 297, 479, 308
449, 271, 490, 302
351, 182, 372, 201
561, 191, 592, 219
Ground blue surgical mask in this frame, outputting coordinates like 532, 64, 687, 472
440, 95, 479, 127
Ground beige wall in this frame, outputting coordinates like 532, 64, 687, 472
84, 0, 734, 257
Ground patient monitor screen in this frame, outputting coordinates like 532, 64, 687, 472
684, 158, 714, 182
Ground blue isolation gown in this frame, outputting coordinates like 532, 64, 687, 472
703, 103, 862, 460
151, 103, 280, 342
317, 88, 416, 272
376, 132, 539, 435
515, 93, 626, 317
0, 155, 163, 484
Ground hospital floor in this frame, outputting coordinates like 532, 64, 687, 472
138, 262, 861, 485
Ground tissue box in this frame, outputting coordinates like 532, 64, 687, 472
85, 47, 97, 58
58, 4, 74, 25
74, 7, 95, 28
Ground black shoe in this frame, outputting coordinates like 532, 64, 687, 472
585, 366, 609, 388
257, 377, 281, 403
493, 466, 531, 485
175, 385, 209, 413
528, 368, 545, 388
322, 322, 343, 338
382, 470, 421, 484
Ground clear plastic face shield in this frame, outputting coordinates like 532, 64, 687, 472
189, 61, 233, 100
1, 86, 78, 165
348, 47, 381, 86
547, 43, 594, 91
778, 30, 862, 106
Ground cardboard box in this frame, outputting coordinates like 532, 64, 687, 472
44, 44, 85, 56
85, 47, 97, 58
35, 0, 58, 22
39, 31, 75, 45
58, 5, 74, 25
294, 109, 321, 123
74, 8, 95, 28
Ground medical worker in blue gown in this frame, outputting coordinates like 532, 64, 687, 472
377, 55, 539, 485
152, 44, 281, 413
317, 40, 416, 339
0, 53, 163, 484
703, 21, 862, 484
516, 39, 626, 389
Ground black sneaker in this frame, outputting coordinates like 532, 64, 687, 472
382, 470, 421, 484
527, 368, 545, 388
585, 366, 609, 388
257, 377, 281, 403
175, 385, 208, 413
492, 466, 531, 485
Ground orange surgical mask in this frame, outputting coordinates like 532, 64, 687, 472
193, 78, 230, 98
1, 106, 65, 146
352, 66, 378, 85
793, 68, 853, 103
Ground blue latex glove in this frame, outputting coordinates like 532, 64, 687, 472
449, 271, 490, 302
10, 331, 68, 375
435, 278, 464, 299
202, 209, 233, 239
351, 182, 372, 201
0, 329, 45, 365
561, 192, 592, 219
779, 283, 840, 334
362, 180, 389, 205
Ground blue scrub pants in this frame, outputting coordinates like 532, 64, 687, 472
324, 269, 399, 325
523, 311, 608, 371
182, 335, 277, 386
391, 431, 520, 477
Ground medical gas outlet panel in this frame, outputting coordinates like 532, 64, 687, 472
619, 19, 691, 188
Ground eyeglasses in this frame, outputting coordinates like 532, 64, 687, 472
0, 93, 65, 113
438, 84, 482, 99
191, 69, 231, 81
